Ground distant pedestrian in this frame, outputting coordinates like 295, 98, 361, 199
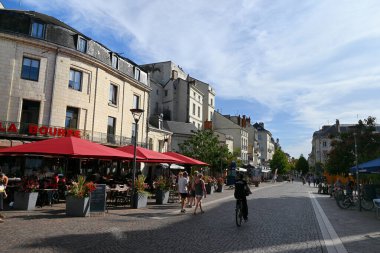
178, 172, 189, 213
307, 176, 311, 186
0, 172, 8, 223
187, 174, 196, 208
193, 173, 206, 215
291, 176, 294, 183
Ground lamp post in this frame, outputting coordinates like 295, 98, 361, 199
353, 132, 361, 211
130, 108, 144, 208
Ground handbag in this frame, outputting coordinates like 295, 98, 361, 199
244, 185, 251, 196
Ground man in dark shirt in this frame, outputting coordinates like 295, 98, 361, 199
234, 173, 250, 221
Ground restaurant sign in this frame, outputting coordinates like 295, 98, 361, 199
0, 122, 81, 137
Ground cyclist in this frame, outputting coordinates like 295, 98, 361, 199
234, 173, 250, 221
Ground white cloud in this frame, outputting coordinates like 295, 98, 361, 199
22, 0, 380, 157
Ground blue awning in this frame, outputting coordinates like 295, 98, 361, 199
350, 157, 380, 174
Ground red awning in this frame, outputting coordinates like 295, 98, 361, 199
0, 136, 139, 159
116, 145, 182, 163
163, 152, 209, 166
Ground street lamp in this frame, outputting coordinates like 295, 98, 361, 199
130, 108, 144, 208
353, 132, 361, 211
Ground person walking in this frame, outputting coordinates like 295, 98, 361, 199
177, 172, 189, 213
0, 172, 9, 223
187, 174, 196, 208
193, 173, 206, 215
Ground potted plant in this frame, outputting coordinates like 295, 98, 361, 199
204, 176, 215, 195
132, 175, 150, 208
153, 176, 171, 204
66, 175, 96, 217
14, 177, 39, 210
216, 177, 225, 192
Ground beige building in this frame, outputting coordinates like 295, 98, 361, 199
141, 61, 215, 130
0, 9, 150, 147
253, 122, 274, 165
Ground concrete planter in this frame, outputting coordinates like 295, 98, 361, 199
66, 195, 90, 217
155, 190, 169, 204
216, 184, 224, 192
206, 184, 214, 195
132, 192, 148, 208
14, 192, 38, 210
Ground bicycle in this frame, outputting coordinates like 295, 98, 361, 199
235, 199, 243, 227
336, 192, 374, 210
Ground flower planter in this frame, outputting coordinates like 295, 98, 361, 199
216, 184, 224, 192
66, 195, 90, 217
205, 183, 214, 195
132, 192, 148, 208
14, 192, 38, 210
155, 189, 169, 204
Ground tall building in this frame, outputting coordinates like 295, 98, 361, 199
0, 9, 150, 148
141, 61, 215, 130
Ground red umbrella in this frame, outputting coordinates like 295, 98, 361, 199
116, 145, 182, 163
163, 152, 209, 166
0, 136, 139, 159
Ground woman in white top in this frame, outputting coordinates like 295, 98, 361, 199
177, 172, 189, 213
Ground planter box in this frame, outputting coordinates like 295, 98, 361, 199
14, 192, 38, 210
132, 192, 148, 208
155, 190, 169, 204
66, 196, 90, 217
206, 184, 214, 195
216, 184, 224, 192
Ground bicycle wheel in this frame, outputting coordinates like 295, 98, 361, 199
360, 198, 374, 211
336, 195, 351, 209
235, 201, 243, 227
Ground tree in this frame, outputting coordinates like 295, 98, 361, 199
326, 116, 380, 174
295, 155, 309, 175
269, 148, 289, 175
179, 130, 230, 175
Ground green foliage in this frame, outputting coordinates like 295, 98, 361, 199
326, 116, 380, 174
269, 148, 289, 175
179, 130, 231, 175
295, 155, 309, 175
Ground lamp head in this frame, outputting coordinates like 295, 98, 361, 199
130, 108, 144, 123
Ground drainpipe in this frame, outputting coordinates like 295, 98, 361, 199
48, 47, 59, 126
91, 67, 99, 141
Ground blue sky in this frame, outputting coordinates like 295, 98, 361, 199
3, 0, 380, 158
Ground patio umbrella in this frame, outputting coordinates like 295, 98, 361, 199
0, 136, 139, 159
163, 152, 209, 166
116, 145, 182, 163
349, 157, 380, 174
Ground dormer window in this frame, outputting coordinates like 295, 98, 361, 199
111, 54, 118, 69
77, 36, 87, 53
134, 67, 140, 81
30, 21, 45, 39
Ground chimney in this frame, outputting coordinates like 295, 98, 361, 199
247, 117, 251, 126
336, 119, 340, 133
242, 115, 246, 128
238, 115, 241, 126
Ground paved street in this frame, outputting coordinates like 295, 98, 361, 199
1, 181, 379, 253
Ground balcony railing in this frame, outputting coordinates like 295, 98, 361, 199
0, 121, 146, 147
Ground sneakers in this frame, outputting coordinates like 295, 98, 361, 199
0, 213, 5, 219
0, 219, 3, 223
180, 209, 186, 213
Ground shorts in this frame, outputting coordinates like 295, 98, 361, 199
195, 195, 203, 199
180, 193, 188, 199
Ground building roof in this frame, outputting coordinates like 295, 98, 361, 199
163, 121, 197, 135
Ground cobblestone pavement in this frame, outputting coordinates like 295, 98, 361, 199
0, 181, 378, 253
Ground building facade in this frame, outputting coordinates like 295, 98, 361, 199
0, 9, 150, 148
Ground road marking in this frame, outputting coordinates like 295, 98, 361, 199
309, 192, 348, 253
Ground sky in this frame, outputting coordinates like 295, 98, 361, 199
3, 0, 380, 158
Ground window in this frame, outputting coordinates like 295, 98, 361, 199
211, 98, 213, 106
156, 89, 159, 95
30, 21, 45, 38
65, 107, 79, 129
107, 116, 116, 143
323, 141, 327, 147
165, 90, 168, 96
134, 68, 140, 81
198, 123, 200, 129
198, 106, 200, 117
111, 54, 118, 69
131, 122, 137, 139
198, 95, 200, 101
109, 84, 118, 105
193, 92, 195, 97
21, 57, 40, 81
210, 112, 213, 120
77, 37, 87, 53
69, 69, 82, 91
133, 95, 140, 109
192, 103, 195, 115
